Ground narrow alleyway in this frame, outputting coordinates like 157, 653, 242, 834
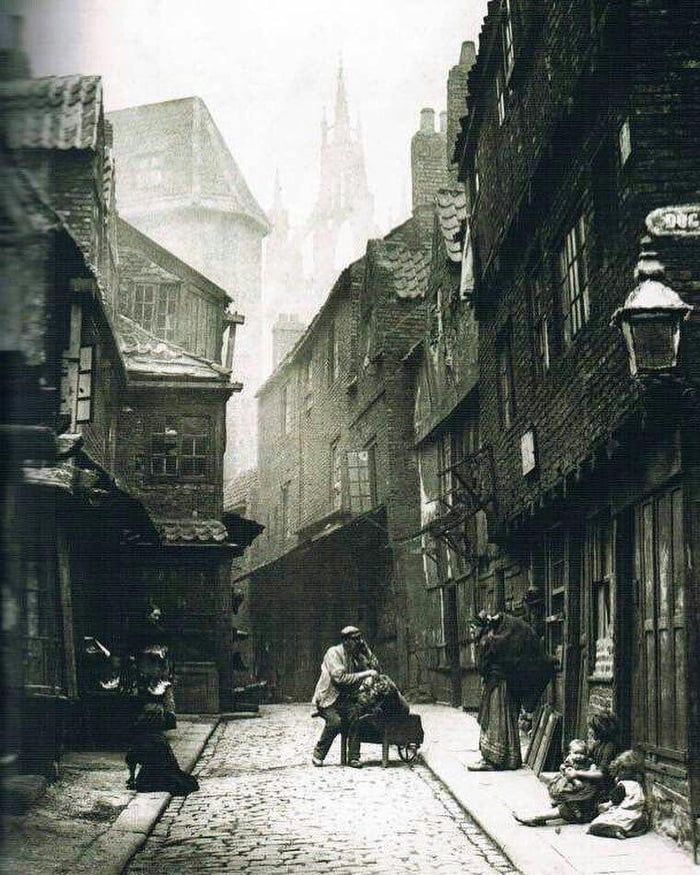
126, 705, 517, 874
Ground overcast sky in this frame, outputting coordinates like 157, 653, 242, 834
24, 0, 487, 235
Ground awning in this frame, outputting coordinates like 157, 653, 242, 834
234, 506, 388, 583
222, 511, 265, 547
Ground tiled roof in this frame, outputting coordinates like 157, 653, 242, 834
158, 518, 229, 544
1, 75, 102, 151
436, 189, 468, 263
373, 241, 429, 300
116, 315, 229, 381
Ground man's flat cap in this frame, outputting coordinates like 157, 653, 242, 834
340, 625, 362, 639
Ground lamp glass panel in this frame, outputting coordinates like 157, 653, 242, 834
630, 317, 677, 371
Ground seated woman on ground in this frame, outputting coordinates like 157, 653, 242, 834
126, 702, 199, 796
587, 750, 648, 839
515, 711, 620, 826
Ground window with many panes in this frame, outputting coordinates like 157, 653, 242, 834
558, 213, 590, 345
501, 0, 515, 79
126, 282, 180, 341
21, 545, 62, 691
586, 515, 613, 679
530, 278, 550, 377
347, 445, 377, 513
546, 527, 567, 666
496, 323, 516, 428
151, 416, 210, 478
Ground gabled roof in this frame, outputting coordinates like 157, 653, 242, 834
116, 217, 232, 302
116, 314, 229, 382
108, 97, 269, 233
1, 75, 102, 151
436, 189, 468, 263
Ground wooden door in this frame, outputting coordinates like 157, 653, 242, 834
632, 486, 687, 757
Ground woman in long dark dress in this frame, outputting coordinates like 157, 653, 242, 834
125, 703, 198, 796
469, 612, 555, 771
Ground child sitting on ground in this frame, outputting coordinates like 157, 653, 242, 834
515, 711, 621, 826
546, 738, 595, 802
587, 750, 648, 839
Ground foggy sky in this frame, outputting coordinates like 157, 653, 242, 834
24, 0, 487, 235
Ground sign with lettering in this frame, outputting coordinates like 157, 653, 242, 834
646, 205, 700, 237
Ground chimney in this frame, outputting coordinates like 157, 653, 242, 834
272, 313, 306, 369
411, 107, 449, 239
0, 12, 31, 80
419, 108, 435, 134
446, 41, 477, 183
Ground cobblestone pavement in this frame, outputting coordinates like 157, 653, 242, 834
127, 704, 517, 875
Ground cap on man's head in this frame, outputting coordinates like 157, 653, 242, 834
341, 625, 362, 640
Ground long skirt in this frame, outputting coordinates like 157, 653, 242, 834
478, 678, 522, 770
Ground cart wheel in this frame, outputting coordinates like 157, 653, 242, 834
397, 743, 419, 763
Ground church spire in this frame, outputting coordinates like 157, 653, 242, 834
334, 59, 350, 131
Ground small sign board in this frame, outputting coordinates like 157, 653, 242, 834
646, 205, 700, 237
521, 428, 537, 476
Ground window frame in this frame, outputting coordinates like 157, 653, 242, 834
280, 382, 293, 436
529, 277, 551, 377
501, 0, 515, 82
150, 416, 211, 480
558, 212, 590, 346
347, 444, 377, 514
496, 322, 516, 429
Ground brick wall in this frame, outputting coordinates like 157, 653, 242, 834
115, 389, 226, 519
465, 0, 700, 526
461, 0, 700, 849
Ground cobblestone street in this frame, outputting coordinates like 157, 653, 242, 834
126, 705, 517, 874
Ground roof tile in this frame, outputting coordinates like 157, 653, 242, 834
2, 75, 102, 151
435, 188, 468, 263
158, 518, 230, 544
116, 314, 229, 381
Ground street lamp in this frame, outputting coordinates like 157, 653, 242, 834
612, 239, 691, 378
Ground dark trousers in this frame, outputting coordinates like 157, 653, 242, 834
313, 700, 360, 761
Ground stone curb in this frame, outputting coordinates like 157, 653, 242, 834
69, 718, 220, 875
420, 746, 578, 875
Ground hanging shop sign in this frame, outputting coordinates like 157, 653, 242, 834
646, 205, 700, 237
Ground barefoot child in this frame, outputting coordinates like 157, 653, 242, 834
515, 711, 620, 826
587, 750, 648, 839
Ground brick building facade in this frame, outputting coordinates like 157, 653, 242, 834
456, 0, 700, 850
109, 98, 269, 479
237, 109, 450, 701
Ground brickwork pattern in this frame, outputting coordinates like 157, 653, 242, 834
116, 391, 226, 519
461, 0, 700, 847
127, 705, 517, 875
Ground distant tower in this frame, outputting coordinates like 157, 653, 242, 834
262, 171, 306, 374
305, 63, 375, 306
108, 98, 270, 479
